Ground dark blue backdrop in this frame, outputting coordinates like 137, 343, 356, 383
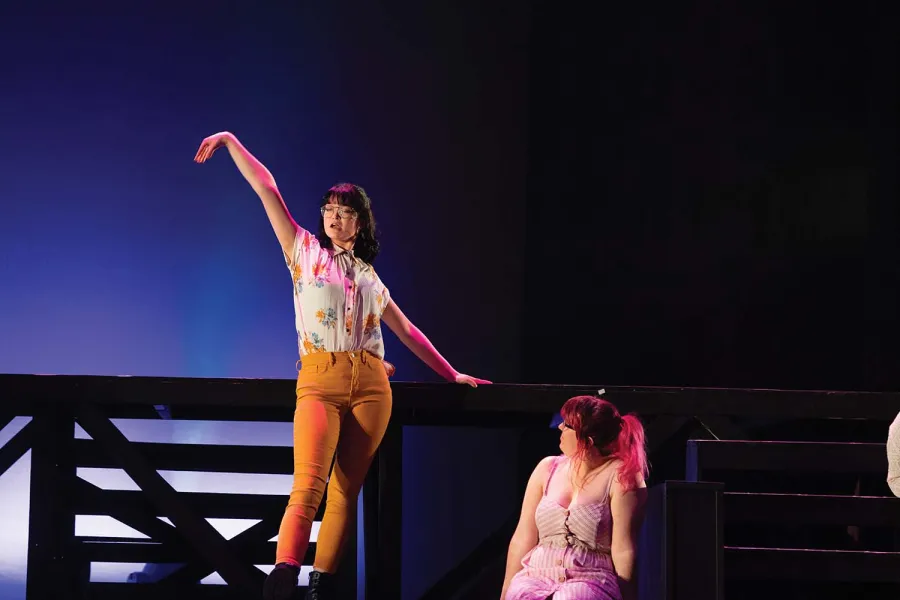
0, 2, 530, 598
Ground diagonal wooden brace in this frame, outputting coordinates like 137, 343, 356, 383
76, 401, 263, 595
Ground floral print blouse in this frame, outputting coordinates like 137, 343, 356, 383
283, 227, 391, 359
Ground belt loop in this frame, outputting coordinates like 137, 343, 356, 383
330, 352, 336, 366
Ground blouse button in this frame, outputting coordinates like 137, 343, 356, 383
557, 575, 565, 583
556, 559, 563, 566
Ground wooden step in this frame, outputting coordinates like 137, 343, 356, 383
73, 438, 294, 474
686, 440, 887, 481
85, 582, 317, 599
725, 546, 900, 582
723, 492, 900, 526
85, 583, 248, 600
73, 487, 298, 521
76, 539, 310, 565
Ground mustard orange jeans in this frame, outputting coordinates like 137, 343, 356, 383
275, 349, 392, 572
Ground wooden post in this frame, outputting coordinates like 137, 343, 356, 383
26, 404, 79, 599
364, 420, 403, 599
639, 481, 724, 600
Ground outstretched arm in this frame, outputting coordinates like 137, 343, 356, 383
380, 299, 490, 387
194, 132, 299, 255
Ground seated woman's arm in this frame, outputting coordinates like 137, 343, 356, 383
500, 456, 554, 600
610, 474, 648, 600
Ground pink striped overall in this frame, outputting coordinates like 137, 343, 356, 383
506, 456, 621, 600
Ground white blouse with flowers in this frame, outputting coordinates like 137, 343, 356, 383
283, 227, 391, 360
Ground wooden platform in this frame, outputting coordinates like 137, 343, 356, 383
5, 374, 900, 421
2, 374, 899, 599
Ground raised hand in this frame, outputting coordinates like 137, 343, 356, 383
194, 132, 233, 163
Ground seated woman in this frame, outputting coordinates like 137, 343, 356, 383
501, 394, 649, 600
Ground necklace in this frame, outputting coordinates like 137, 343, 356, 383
572, 457, 614, 489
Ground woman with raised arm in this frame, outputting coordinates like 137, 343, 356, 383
194, 132, 490, 600
501, 394, 648, 600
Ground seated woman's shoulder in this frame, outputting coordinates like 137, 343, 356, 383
539, 455, 559, 465
534, 455, 561, 474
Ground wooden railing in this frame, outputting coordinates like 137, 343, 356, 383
2, 374, 900, 599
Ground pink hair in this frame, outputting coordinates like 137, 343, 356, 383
560, 395, 648, 492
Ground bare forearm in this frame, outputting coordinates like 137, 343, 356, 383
500, 539, 533, 599
223, 134, 276, 192
612, 550, 638, 600
221, 134, 297, 250
401, 323, 458, 381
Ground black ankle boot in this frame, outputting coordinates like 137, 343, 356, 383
305, 570, 336, 600
263, 563, 299, 600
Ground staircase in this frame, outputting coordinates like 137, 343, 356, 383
686, 439, 900, 599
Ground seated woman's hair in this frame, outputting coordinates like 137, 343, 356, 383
560, 394, 649, 491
